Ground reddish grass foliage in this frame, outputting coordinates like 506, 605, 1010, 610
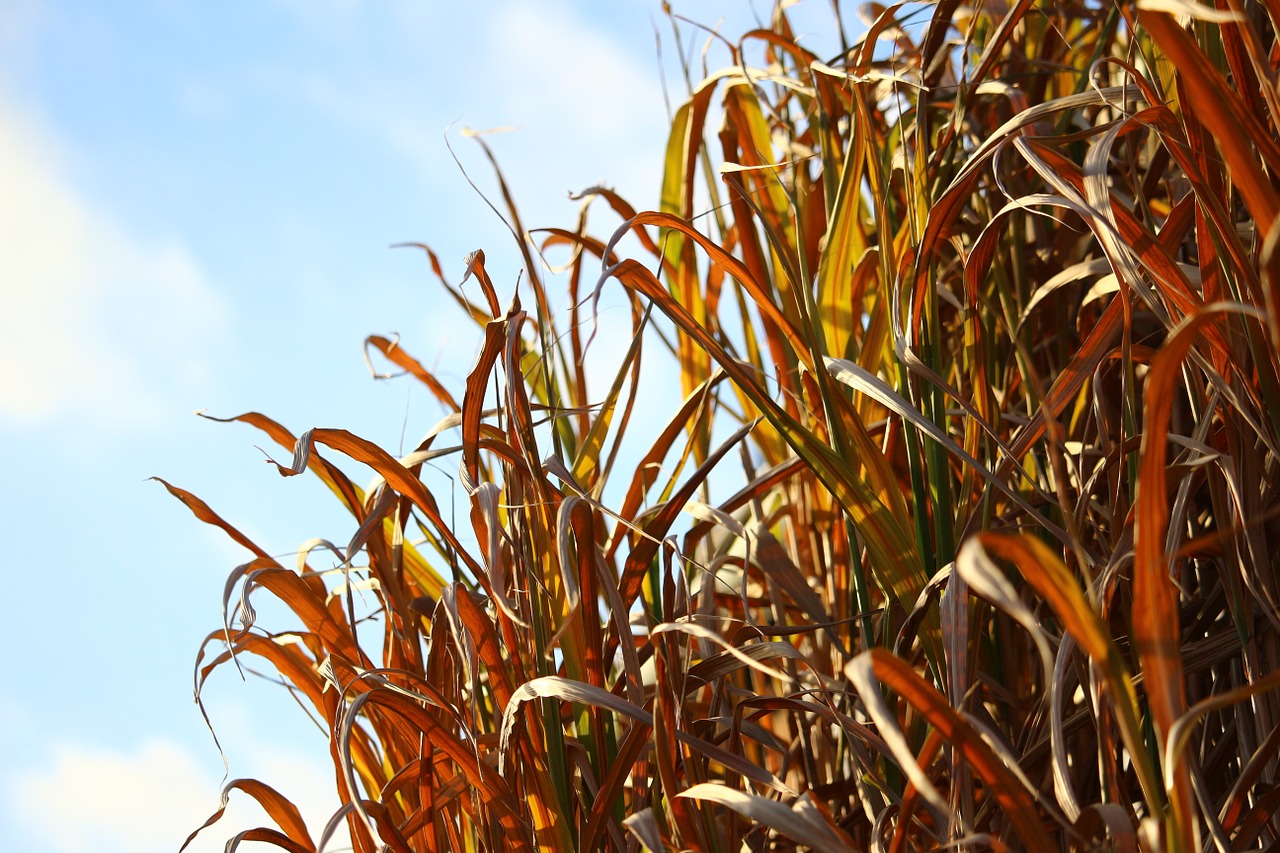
166, 2, 1280, 850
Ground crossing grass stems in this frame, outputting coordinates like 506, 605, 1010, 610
164, 2, 1280, 850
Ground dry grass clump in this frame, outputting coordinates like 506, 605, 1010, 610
164, 2, 1280, 850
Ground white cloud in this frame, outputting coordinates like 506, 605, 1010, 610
265, 0, 667, 206
0, 95, 226, 427
7, 737, 346, 853
481, 1, 668, 155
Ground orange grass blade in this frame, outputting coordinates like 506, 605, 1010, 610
570, 307, 649, 490
391, 241, 491, 324
1135, 302, 1266, 849
606, 212, 810, 361
1139, 8, 1280, 231
364, 335, 461, 413
846, 648, 1056, 850
195, 412, 366, 516
181, 778, 316, 853
153, 477, 274, 561
341, 689, 531, 852
271, 428, 482, 579
193, 630, 333, 724
614, 419, 758, 620
223, 827, 316, 853
1263, 215, 1280, 357
958, 534, 1160, 812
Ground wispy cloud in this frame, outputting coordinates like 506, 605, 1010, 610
0, 95, 226, 428
261, 0, 667, 208
7, 736, 344, 853
475, 0, 668, 157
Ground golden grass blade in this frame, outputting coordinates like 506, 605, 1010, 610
720, 83, 800, 288
602, 256, 927, 630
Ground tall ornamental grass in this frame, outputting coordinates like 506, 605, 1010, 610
163, 2, 1280, 850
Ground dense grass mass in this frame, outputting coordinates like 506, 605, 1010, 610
164, 2, 1280, 850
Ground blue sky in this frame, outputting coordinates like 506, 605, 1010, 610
0, 2, 844, 850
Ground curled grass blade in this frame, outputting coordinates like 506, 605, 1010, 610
678, 783, 856, 853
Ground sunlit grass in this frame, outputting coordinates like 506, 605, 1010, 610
164, 2, 1280, 850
